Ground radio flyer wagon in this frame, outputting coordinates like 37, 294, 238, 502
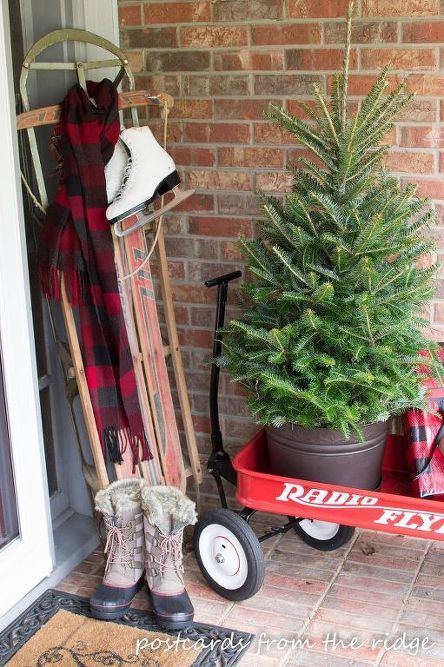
193, 271, 444, 601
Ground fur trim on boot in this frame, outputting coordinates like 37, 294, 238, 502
95, 478, 146, 516
140, 485, 197, 529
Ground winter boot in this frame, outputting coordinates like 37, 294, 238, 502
90, 479, 146, 620
105, 139, 129, 203
106, 126, 180, 224
141, 485, 197, 630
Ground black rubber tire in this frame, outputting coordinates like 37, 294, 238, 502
193, 508, 265, 601
291, 518, 355, 552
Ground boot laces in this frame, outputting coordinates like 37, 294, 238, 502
154, 531, 184, 580
104, 517, 132, 574
114, 157, 133, 201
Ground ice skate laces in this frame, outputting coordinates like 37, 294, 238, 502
154, 531, 184, 580
114, 156, 133, 201
104, 516, 132, 573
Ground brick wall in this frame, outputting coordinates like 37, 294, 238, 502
118, 0, 444, 484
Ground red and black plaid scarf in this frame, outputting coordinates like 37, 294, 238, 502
39, 79, 151, 468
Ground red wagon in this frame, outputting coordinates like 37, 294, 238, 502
193, 272, 444, 601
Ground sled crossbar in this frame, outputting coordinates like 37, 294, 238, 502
16, 90, 174, 131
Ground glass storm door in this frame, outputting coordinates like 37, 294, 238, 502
0, 0, 53, 618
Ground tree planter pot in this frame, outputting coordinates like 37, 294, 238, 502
266, 421, 388, 491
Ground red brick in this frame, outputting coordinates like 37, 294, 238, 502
192, 413, 211, 433
172, 284, 214, 304
287, 148, 327, 168
182, 74, 250, 97
214, 50, 284, 71
119, 4, 142, 26
169, 146, 215, 167
165, 236, 218, 259
213, 0, 283, 21
343, 74, 401, 95
325, 21, 398, 43
383, 150, 436, 173
220, 241, 244, 261
252, 23, 321, 46
403, 21, 444, 42
286, 48, 358, 71
179, 328, 214, 348
256, 171, 293, 192
398, 99, 437, 122
187, 169, 252, 191
408, 74, 444, 95
254, 122, 295, 144
254, 74, 320, 96
288, 0, 350, 17
145, 51, 210, 72
189, 261, 241, 283
214, 98, 281, 120
144, 1, 210, 24
180, 25, 248, 48
125, 50, 144, 73
403, 178, 444, 198
399, 126, 444, 148
122, 27, 177, 48
134, 73, 180, 96
218, 193, 263, 215
286, 99, 319, 119
361, 47, 437, 70
210, 75, 250, 96
188, 216, 253, 237
173, 193, 215, 213
168, 99, 212, 119
218, 146, 284, 168
363, 0, 439, 16
183, 122, 250, 144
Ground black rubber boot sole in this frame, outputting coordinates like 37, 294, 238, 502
109, 170, 181, 224
90, 575, 145, 621
150, 589, 194, 630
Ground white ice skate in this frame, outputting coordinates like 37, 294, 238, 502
106, 126, 194, 236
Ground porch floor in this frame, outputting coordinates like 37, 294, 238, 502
56, 508, 444, 667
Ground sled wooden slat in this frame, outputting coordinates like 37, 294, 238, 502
120, 230, 187, 491
60, 278, 109, 489
155, 224, 202, 485
16, 90, 174, 130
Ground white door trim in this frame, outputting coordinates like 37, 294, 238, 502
0, 0, 53, 617
72, 0, 119, 45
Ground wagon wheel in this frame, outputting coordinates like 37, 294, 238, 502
193, 508, 265, 601
290, 517, 355, 551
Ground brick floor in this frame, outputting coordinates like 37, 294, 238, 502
56, 502, 444, 666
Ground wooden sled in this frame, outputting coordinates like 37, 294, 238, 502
16, 29, 202, 492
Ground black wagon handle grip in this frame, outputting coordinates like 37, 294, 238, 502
204, 270, 242, 289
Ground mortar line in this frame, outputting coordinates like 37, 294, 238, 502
374, 538, 432, 666
296, 527, 360, 634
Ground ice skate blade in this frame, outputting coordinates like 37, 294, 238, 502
114, 187, 195, 238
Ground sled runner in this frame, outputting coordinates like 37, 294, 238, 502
16, 29, 201, 493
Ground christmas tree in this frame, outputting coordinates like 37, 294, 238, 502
220, 5, 439, 438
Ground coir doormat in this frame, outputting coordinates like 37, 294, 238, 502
0, 590, 253, 666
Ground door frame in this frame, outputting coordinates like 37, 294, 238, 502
0, 0, 53, 617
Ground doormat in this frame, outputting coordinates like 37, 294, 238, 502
0, 590, 253, 666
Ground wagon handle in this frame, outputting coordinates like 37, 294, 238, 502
205, 271, 242, 502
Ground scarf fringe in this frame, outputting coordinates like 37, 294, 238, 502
39, 263, 86, 306
104, 426, 152, 472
